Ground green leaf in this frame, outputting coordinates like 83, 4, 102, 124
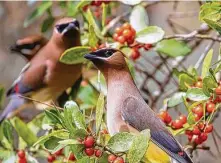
203, 18, 221, 34
168, 92, 186, 107
187, 112, 195, 125
70, 144, 85, 159
45, 109, 63, 126
202, 76, 218, 96
199, 2, 221, 22
11, 117, 38, 146
130, 5, 149, 32
58, 139, 81, 145
85, 9, 104, 39
44, 136, 62, 151
60, 46, 91, 65
76, 156, 90, 163
202, 49, 213, 78
41, 17, 55, 33
96, 93, 105, 135
179, 74, 195, 91
24, 1, 52, 27
89, 25, 99, 47
120, 0, 142, 5
34, 130, 69, 146
102, 3, 107, 28
64, 101, 86, 129
63, 106, 76, 133
186, 88, 210, 101
135, 26, 164, 44
107, 132, 135, 153
70, 129, 88, 139
127, 129, 150, 163
0, 86, 4, 107
2, 120, 13, 145
156, 39, 191, 57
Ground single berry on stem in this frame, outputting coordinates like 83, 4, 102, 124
171, 119, 183, 129
68, 153, 76, 161
95, 149, 103, 157
85, 148, 95, 156
84, 136, 95, 148
18, 150, 26, 159
108, 154, 117, 162
47, 154, 56, 163
205, 124, 213, 133
179, 115, 187, 124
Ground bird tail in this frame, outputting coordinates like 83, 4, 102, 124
0, 95, 25, 123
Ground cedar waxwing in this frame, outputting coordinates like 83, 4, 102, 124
0, 18, 82, 122
10, 35, 48, 61
84, 48, 194, 163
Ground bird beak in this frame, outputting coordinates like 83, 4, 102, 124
56, 20, 80, 35
84, 52, 104, 61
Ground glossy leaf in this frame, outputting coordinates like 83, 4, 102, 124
179, 74, 195, 91
76, 156, 90, 163
11, 117, 38, 146
45, 109, 63, 126
63, 106, 76, 133
202, 76, 218, 96
107, 132, 135, 152
60, 46, 91, 65
199, 2, 221, 22
187, 112, 195, 125
44, 136, 62, 151
64, 101, 86, 129
186, 88, 210, 101
41, 17, 54, 33
156, 39, 191, 57
89, 25, 99, 47
24, 1, 52, 27
202, 49, 213, 78
203, 18, 221, 34
136, 26, 164, 44
130, 5, 149, 32
2, 120, 13, 145
167, 92, 186, 107
127, 129, 150, 163
96, 93, 105, 135
58, 139, 80, 145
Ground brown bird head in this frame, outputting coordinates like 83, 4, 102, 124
52, 18, 80, 48
10, 35, 47, 60
84, 48, 128, 75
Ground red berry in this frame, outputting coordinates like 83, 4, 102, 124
200, 133, 208, 142
192, 126, 201, 135
84, 136, 95, 148
47, 155, 56, 163
171, 119, 183, 129
179, 115, 187, 124
117, 36, 126, 44
18, 158, 27, 163
198, 122, 205, 130
113, 33, 119, 41
188, 135, 193, 141
185, 130, 192, 136
68, 153, 76, 161
144, 44, 152, 50
165, 114, 172, 124
131, 28, 136, 36
115, 27, 123, 35
123, 29, 133, 39
95, 149, 102, 157
192, 105, 203, 117
85, 148, 94, 156
206, 102, 216, 113
18, 150, 25, 158
194, 114, 202, 121
114, 157, 124, 163
195, 81, 203, 88
108, 154, 117, 162
55, 149, 63, 156
126, 38, 134, 44
205, 124, 213, 133
215, 85, 221, 95
122, 23, 131, 30
158, 111, 168, 121
130, 49, 140, 60
194, 136, 202, 145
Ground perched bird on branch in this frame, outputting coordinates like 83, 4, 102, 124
84, 48, 194, 163
0, 18, 82, 122
10, 34, 48, 61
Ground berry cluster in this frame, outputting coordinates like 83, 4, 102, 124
113, 23, 136, 45
47, 148, 76, 162
91, 0, 110, 6
17, 150, 27, 163
108, 154, 124, 163
185, 122, 213, 145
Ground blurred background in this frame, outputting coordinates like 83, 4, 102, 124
0, 1, 221, 163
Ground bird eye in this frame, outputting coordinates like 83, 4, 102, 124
105, 51, 113, 58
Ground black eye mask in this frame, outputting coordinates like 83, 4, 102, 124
95, 48, 117, 58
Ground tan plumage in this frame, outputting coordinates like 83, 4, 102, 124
0, 18, 82, 121
84, 48, 193, 163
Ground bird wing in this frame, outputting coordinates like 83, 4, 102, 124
121, 96, 193, 163
7, 62, 46, 96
